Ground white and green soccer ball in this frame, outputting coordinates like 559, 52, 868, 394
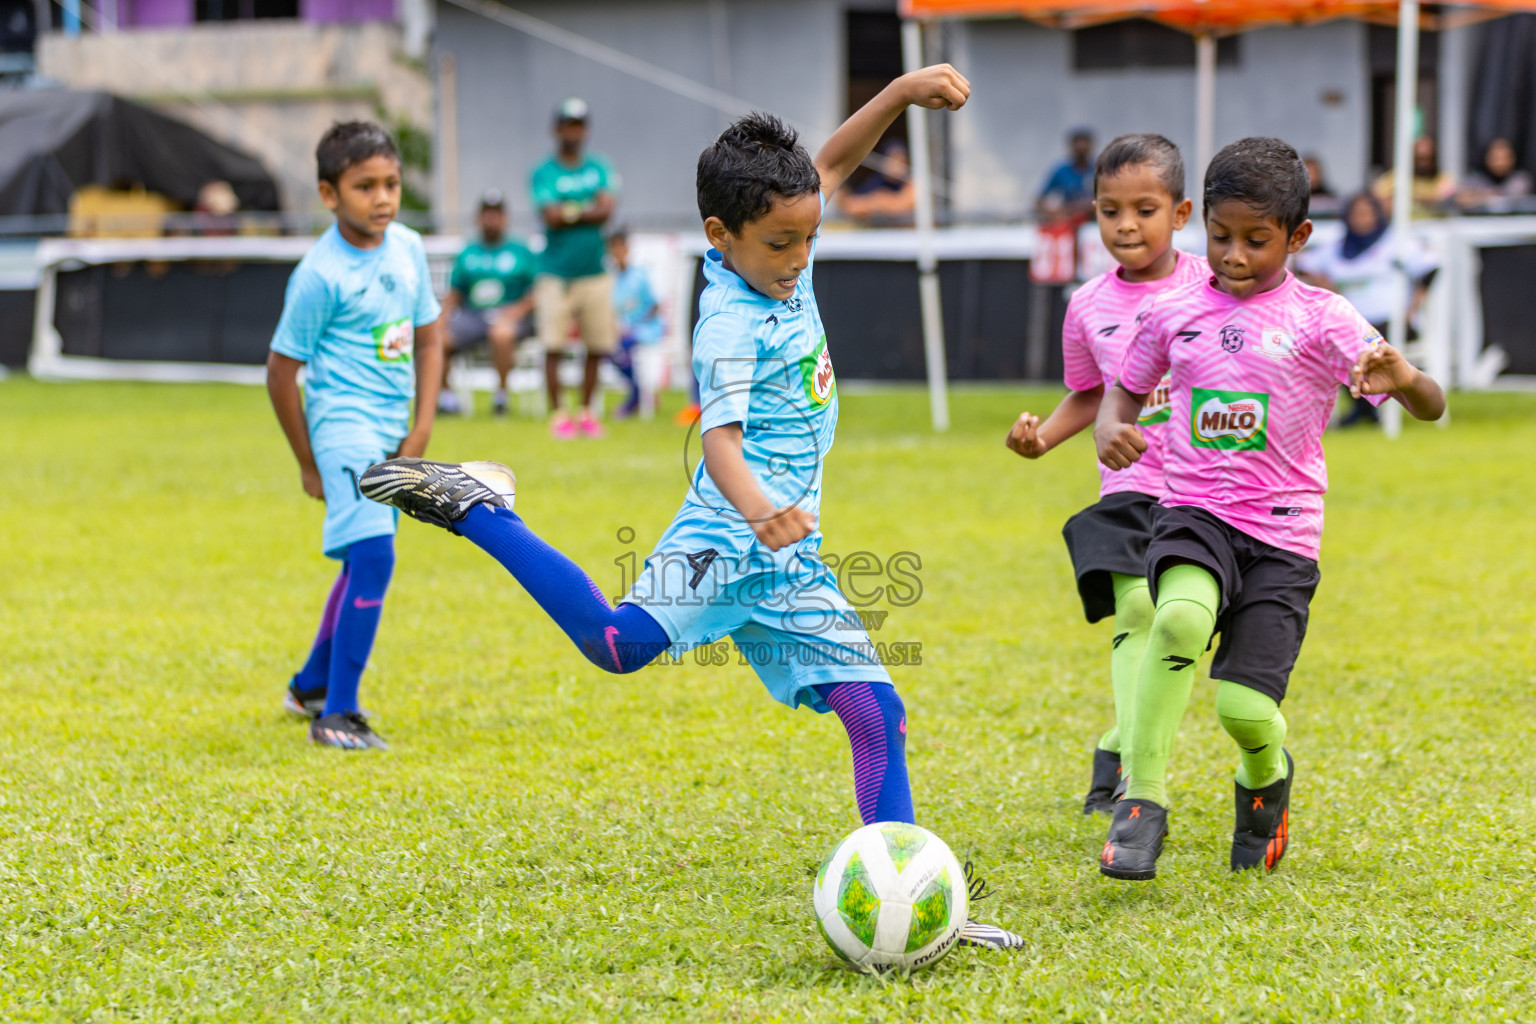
813, 822, 968, 971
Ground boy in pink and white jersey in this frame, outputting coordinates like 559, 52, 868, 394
1007, 134, 1206, 816
1094, 137, 1444, 881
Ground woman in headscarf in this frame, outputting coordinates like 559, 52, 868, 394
1296, 192, 1440, 425
1456, 137, 1533, 212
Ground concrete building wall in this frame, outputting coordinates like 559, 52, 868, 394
37, 21, 433, 216
433, 0, 858, 235
946, 19, 1372, 218
437, 4, 1382, 230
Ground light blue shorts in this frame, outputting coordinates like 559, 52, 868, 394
621, 517, 891, 712
316, 445, 398, 558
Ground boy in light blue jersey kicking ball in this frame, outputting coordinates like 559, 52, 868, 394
360, 67, 1022, 950
267, 122, 444, 750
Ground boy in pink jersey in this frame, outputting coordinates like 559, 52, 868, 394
1093, 138, 1444, 880
1006, 134, 1207, 815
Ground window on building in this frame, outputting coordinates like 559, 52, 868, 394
1368, 24, 1439, 172
195, 0, 299, 21
0, 0, 36, 53
845, 7, 908, 188
1073, 19, 1239, 71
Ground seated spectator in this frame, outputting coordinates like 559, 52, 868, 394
606, 228, 664, 418
837, 139, 916, 225
1373, 135, 1457, 218
1304, 154, 1342, 216
192, 179, 240, 236
1296, 191, 1439, 426
1456, 137, 1533, 212
1036, 127, 1095, 224
439, 190, 537, 416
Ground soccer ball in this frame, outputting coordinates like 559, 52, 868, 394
812, 822, 968, 971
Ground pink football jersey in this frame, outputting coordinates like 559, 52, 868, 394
1117, 272, 1388, 560
1062, 251, 1210, 498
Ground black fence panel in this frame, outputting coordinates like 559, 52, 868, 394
691, 257, 1065, 382
56, 260, 290, 365
1478, 244, 1536, 375
0, 288, 32, 367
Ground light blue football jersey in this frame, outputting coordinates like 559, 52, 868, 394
689, 241, 837, 535
270, 222, 441, 452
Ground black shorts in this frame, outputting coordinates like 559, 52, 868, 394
1061, 491, 1158, 623
1144, 504, 1320, 704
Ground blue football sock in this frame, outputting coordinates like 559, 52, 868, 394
457, 504, 670, 673
322, 535, 395, 717
814, 681, 915, 825
292, 565, 349, 693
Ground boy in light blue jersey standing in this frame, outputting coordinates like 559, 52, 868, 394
358, 67, 1022, 950
606, 228, 662, 417
267, 121, 444, 750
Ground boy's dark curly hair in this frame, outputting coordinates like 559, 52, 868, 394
316, 121, 400, 187
696, 113, 821, 233
1095, 133, 1186, 202
1204, 137, 1310, 234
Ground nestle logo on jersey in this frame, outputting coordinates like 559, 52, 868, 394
1191, 388, 1268, 451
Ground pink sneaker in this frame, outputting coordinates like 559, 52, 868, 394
577, 411, 606, 439
549, 412, 577, 440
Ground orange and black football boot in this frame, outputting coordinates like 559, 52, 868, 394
1099, 798, 1168, 880
1231, 749, 1293, 872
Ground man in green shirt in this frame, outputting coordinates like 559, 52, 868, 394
530, 97, 620, 439
440, 190, 537, 416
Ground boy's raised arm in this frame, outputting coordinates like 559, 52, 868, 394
814, 64, 969, 199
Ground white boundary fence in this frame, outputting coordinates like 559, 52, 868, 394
25, 218, 1536, 391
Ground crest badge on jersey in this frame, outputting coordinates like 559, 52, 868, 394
801, 334, 836, 407
1259, 327, 1298, 361
1219, 324, 1246, 354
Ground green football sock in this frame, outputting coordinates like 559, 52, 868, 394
1096, 573, 1154, 763
1125, 564, 1220, 808
1216, 681, 1288, 789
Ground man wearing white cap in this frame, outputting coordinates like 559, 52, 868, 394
530, 97, 621, 439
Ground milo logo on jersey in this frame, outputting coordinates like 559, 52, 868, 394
799, 334, 836, 408
1137, 375, 1173, 426
373, 317, 413, 362
1191, 388, 1268, 450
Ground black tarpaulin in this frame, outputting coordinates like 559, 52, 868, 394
1469, 14, 1536, 174
0, 90, 280, 215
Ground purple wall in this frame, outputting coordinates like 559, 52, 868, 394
120, 0, 397, 27
126, 0, 193, 27
301, 0, 396, 22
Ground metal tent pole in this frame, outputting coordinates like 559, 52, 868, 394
1195, 31, 1216, 200
1383, 0, 1421, 440
902, 18, 950, 433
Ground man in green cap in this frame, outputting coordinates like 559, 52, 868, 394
530, 97, 620, 439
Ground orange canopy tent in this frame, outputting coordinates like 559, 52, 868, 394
899, 0, 1534, 29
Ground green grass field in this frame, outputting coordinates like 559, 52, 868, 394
2, 379, 1533, 1022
